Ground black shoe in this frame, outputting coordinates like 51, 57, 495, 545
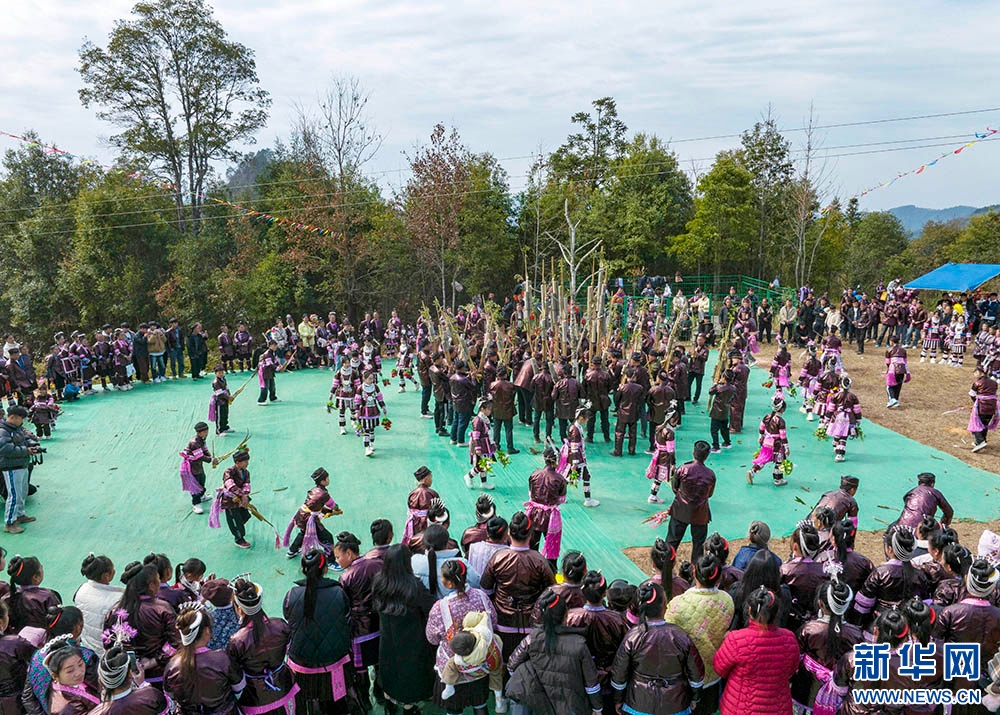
610, 451, 622, 457
507, 448, 520, 455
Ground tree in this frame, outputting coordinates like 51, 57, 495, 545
62, 171, 177, 324
950, 210, 1000, 263
78, 0, 270, 231
786, 107, 836, 289
673, 151, 757, 286
549, 97, 628, 189
895, 219, 963, 278
293, 75, 383, 193
0, 132, 89, 343
845, 212, 909, 291
584, 133, 693, 274
741, 108, 794, 278
403, 124, 468, 307
457, 154, 517, 298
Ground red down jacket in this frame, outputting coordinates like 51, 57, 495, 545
713, 622, 800, 715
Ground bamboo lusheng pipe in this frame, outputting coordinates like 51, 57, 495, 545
706, 310, 737, 412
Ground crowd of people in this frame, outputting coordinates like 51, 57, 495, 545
0, 277, 998, 714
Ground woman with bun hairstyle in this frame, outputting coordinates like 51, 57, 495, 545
727, 549, 791, 631
41, 639, 98, 715
665, 554, 734, 714
611, 582, 705, 715
479, 511, 554, 660
87, 643, 169, 715
920, 526, 958, 596
648, 538, 689, 599
372, 544, 436, 713
932, 542, 974, 607
333, 531, 383, 710
507, 587, 603, 715
467, 517, 509, 576
704, 533, 743, 590
732, 520, 774, 570
791, 568, 863, 714
226, 576, 297, 715
411, 524, 479, 599
564, 570, 628, 713
713, 586, 799, 715
282, 549, 354, 714
460, 494, 497, 557
816, 519, 873, 595
104, 562, 179, 687
426, 559, 499, 714
8, 556, 61, 630
934, 558, 1000, 713
172, 558, 207, 606
164, 604, 245, 715
22, 606, 96, 715
834, 608, 944, 715
72, 555, 121, 655
853, 525, 929, 627
780, 522, 827, 631
531, 551, 587, 622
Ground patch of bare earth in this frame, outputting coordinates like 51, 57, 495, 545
625, 520, 1000, 576
625, 340, 999, 573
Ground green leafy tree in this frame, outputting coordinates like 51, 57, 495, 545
895, 219, 963, 278
845, 211, 909, 291
0, 132, 89, 342
949, 210, 1000, 263
741, 112, 794, 278
673, 151, 757, 286
584, 134, 693, 275
458, 154, 517, 298
62, 172, 177, 324
549, 97, 628, 189
78, 0, 270, 231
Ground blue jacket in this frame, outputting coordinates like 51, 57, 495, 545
0, 421, 32, 471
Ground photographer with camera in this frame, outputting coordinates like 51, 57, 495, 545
0, 405, 41, 534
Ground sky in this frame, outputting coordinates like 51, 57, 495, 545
1, 0, 997, 211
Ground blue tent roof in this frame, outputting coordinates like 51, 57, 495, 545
905, 262, 1000, 292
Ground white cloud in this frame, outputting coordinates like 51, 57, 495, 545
1, 0, 997, 209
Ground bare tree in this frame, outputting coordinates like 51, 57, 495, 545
546, 199, 602, 301
293, 75, 383, 186
789, 105, 835, 288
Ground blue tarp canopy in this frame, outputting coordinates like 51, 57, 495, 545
905, 262, 1000, 292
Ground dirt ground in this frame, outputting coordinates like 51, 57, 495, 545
625, 338, 999, 574
625, 519, 1000, 576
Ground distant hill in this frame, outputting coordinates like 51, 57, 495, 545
887, 204, 1000, 236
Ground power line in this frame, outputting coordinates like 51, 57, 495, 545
13, 135, 999, 241
2, 130, 993, 229
4, 105, 998, 216
667, 107, 1000, 144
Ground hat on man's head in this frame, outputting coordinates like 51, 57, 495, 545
233, 450, 249, 463
311, 467, 329, 484
199, 578, 232, 608
194, 422, 209, 432
841, 475, 860, 491
414, 465, 431, 481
